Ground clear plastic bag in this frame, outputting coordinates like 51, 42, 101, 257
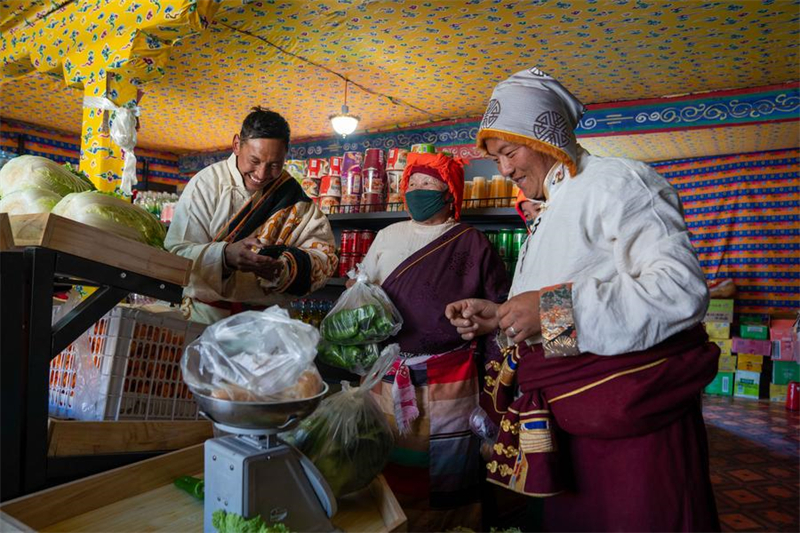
320, 271, 402, 345
181, 306, 323, 402
317, 341, 380, 376
469, 406, 499, 461
285, 344, 399, 497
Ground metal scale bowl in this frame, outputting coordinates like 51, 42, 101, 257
194, 384, 338, 533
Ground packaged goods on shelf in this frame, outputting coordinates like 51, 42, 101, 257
285, 160, 307, 182
770, 383, 789, 403
704, 322, 730, 340
739, 314, 770, 340
718, 355, 737, 373
705, 372, 734, 396
772, 360, 800, 385
770, 318, 797, 361
329, 156, 343, 176
736, 353, 764, 372
705, 299, 734, 323
410, 143, 436, 154
319, 175, 341, 197
732, 337, 772, 356
734, 370, 766, 400
713, 339, 732, 357
363, 148, 386, 171
319, 196, 340, 214
301, 178, 320, 198
307, 158, 329, 178
387, 148, 408, 170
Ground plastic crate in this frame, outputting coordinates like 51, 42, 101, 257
48, 306, 206, 421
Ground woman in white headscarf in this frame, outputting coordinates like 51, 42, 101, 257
446, 68, 720, 532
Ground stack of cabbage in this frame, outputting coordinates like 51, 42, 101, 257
0, 155, 166, 248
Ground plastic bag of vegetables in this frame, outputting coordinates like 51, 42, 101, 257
0, 188, 62, 215
317, 341, 380, 376
285, 344, 398, 497
0, 155, 94, 198
182, 306, 323, 402
320, 272, 402, 345
52, 191, 166, 248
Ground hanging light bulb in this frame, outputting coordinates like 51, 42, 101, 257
330, 79, 359, 137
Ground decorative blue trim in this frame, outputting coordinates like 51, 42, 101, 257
175, 85, 800, 175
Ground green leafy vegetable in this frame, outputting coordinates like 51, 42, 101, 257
0, 155, 95, 199
0, 188, 62, 214
52, 191, 166, 248
211, 510, 291, 533
63, 162, 93, 187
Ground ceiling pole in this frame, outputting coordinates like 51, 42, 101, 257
79, 73, 139, 194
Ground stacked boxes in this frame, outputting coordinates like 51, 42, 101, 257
733, 314, 772, 400
704, 299, 734, 396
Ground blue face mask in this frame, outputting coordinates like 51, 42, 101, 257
405, 189, 450, 222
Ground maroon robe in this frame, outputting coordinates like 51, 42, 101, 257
482, 324, 721, 532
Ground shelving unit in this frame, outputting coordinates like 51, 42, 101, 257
327, 207, 521, 230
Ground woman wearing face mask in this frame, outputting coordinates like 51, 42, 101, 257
353, 151, 510, 532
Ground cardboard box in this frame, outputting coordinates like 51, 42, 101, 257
770, 319, 797, 362
718, 355, 737, 373
740, 323, 769, 340
704, 322, 731, 340
737, 353, 764, 372
732, 337, 772, 357
705, 299, 734, 323
705, 372, 734, 396
713, 339, 733, 357
772, 360, 800, 386
770, 383, 788, 403
734, 370, 765, 399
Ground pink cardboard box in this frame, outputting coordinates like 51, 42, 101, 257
732, 337, 772, 357
770, 319, 797, 362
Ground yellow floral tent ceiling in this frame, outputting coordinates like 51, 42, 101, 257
1, 0, 798, 159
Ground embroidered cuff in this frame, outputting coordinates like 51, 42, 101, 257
540, 283, 580, 358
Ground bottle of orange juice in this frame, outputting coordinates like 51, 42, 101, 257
464, 180, 473, 209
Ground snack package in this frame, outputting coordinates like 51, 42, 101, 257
181, 306, 323, 402
317, 341, 380, 376
285, 344, 398, 497
469, 406, 499, 461
320, 271, 403, 345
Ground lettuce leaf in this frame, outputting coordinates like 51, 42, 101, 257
53, 191, 166, 248
0, 155, 95, 198
0, 188, 62, 215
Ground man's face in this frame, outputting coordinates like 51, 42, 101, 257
485, 138, 555, 201
232, 135, 287, 192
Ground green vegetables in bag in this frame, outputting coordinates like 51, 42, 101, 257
318, 341, 380, 374
320, 304, 397, 344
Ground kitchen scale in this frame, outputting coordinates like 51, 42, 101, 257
194, 384, 338, 533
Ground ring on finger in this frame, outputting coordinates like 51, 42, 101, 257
507, 326, 518, 337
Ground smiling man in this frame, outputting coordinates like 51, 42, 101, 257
446, 69, 721, 532
165, 107, 337, 324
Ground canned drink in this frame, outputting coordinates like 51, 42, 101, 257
358, 230, 376, 254
484, 230, 498, 250
497, 229, 513, 259
339, 253, 355, 277
340, 230, 358, 254
512, 229, 527, 259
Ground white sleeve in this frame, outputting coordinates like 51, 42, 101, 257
571, 162, 709, 355
164, 177, 229, 301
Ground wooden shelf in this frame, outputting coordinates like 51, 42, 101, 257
327, 207, 521, 229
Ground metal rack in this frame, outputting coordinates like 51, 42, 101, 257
0, 246, 185, 501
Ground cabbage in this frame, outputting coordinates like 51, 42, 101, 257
0, 155, 95, 198
53, 191, 166, 248
0, 188, 62, 215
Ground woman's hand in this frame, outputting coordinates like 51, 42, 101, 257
497, 291, 541, 344
445, 298, 500, 340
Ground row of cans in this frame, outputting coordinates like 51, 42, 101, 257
339, 253, 365, 277
306, 148, 411, 179
484, 228, 528, 261
340, 229, 376, 255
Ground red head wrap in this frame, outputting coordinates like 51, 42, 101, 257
401, 152, 466, 220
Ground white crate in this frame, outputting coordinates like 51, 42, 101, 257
49, 306, 206, 421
